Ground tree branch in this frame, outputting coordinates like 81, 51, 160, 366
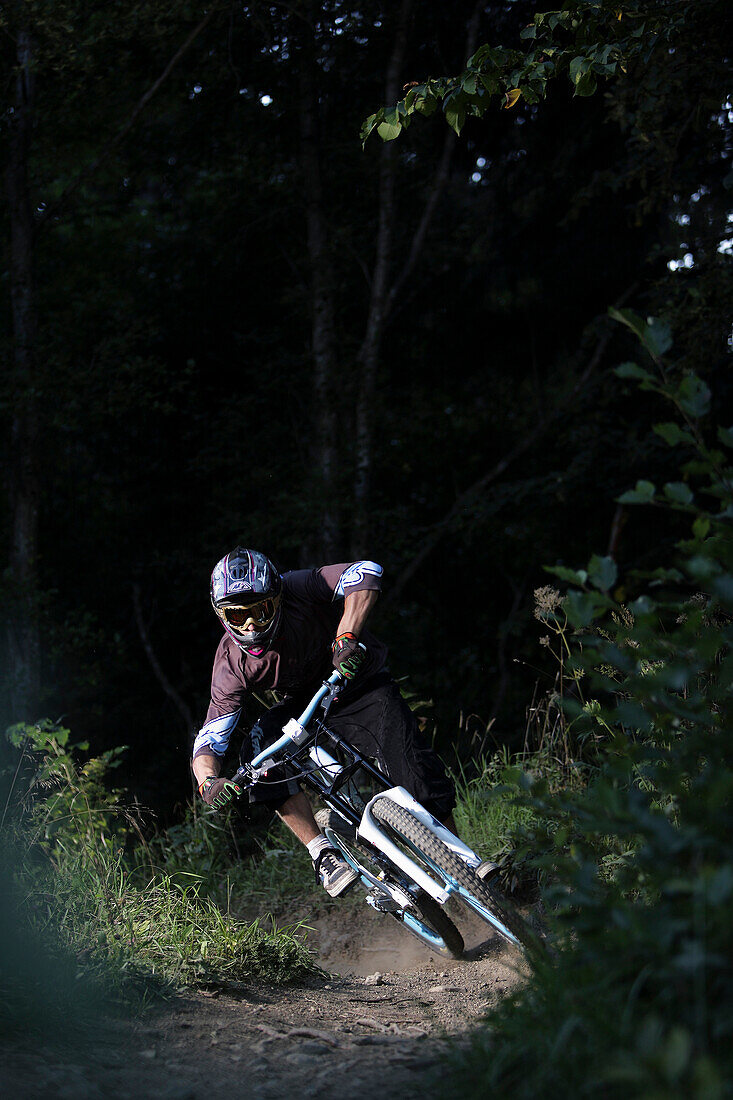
132, 583, 196, 733
384, 0, 483, 318
386, 285, 639, 605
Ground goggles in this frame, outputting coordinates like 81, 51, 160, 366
221, 596, 279, 631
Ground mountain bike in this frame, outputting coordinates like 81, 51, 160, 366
229, 670, 534, 960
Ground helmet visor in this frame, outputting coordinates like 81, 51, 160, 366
221, 596, 278, 632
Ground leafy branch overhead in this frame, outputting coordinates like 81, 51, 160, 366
361, 1, 689, 142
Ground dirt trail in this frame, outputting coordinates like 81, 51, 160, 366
3, 904, 524, 1099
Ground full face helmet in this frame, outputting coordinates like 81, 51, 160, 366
210, 548, 283, 655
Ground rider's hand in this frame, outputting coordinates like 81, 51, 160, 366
332, 633, 366, 679
199, 776, 242, 809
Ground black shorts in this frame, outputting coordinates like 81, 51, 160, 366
239, 673, 455, 820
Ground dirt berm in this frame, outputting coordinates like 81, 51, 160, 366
2, 903, 525, 1099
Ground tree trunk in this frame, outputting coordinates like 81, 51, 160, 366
5, 26, 40, 723
299, 42, 339, 561
351, 0, 412, 556
350, 0, 483, 555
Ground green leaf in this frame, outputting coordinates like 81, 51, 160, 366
615, 699, 652, 732
360, 113, 381, 144
502, 765, 524, 788
661, 1027, 691, 1079
6, 725, 26, 747
712, 574, 733, 604
414, 94, 438, 117
648, 566, 684, 585
676, 374, 711, 418
617, 480, 656, 504
609, 305, 647, 340
546, 564, 588, 585
479, 72, 499, 96
629, 594, 654, 615
467, 44, 491, 68
587, 554, 617, 592
443, 90, 467, 134
654, 422, 694, 446
663, 482, 693, 505
377, 119, 402, 141
615, 362, 654, 383
687, 555, 720, 582
645, 317, 673, 357
568, 56, 588, 84
563, 589, 599, 628
717, 426, 733, 448
574, 71, 597, 96
692, 516, 710, 539
609, 308, 671, 361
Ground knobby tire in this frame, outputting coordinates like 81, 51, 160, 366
315, 807, 464, 959
371, 796, 533, 953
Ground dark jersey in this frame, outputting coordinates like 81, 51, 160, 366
193, 561, 386, 759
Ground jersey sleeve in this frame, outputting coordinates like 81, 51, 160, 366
285, 562, 383, 603
327, 561, 383, 599
192, 637, 247, 759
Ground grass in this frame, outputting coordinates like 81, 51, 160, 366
450, 743, 578, 897
149, 800, 328, 913
0, 726, 321, 1040
52, 854, 318, 989
0, 711, 569, 1042
452, 753, 536, 857
0, 833, 319, 1040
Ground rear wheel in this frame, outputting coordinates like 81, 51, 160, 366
315, 807, 464, 958
371, 796, 534, 953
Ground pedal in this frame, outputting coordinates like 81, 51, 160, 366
365, 889, 402, 914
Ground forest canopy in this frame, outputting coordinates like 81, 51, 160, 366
2, 0, 731, 812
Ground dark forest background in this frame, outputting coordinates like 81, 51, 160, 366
2, 0, 731, 818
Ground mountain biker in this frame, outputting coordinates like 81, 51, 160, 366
191, 548, 490, 898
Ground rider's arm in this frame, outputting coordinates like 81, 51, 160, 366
332, 587, 379, 679
191, 635, 246, 788
191, 751, 220, 788
336, 588, 378, 639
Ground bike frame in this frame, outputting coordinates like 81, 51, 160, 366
232, 672, 485, 911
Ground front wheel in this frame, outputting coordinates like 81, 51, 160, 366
371, 796, 535, 954
391, 886, 465, 958
316, 808, 464, 958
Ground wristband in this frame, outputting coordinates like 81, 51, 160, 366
332, 631, 358, 652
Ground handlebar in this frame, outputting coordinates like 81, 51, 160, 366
295, 668, 344, 725
229, 669, 345, 790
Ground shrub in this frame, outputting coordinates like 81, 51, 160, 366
443, 314, 733, 1097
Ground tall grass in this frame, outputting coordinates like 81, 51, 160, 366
0, 721, 319, 1038
151, 801, 318, 913
450, 684, 587, 897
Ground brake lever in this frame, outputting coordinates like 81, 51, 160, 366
230, 765, 253, 790
320, 679, 343, 718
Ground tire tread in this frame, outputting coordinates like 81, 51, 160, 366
372, 796, 532, 952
